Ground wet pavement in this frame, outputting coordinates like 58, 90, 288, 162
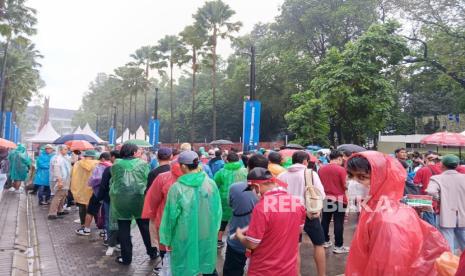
31, 192, 354, 276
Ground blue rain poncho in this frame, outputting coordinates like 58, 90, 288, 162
8, 144, 31, 181
159, 171, 221, 276
33, 150, 54, 186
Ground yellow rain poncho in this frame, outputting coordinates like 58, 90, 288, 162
70, 159, 98, 205
159, 171, 221, 276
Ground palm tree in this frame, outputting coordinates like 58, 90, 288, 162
128, 46, 152, 125
0, 0, 37, 137
114, 66, 147, 132
193, 0, 241, 140
180, 24, 207, 144
155, 35, 188, 142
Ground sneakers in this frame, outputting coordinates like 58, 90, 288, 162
323, 241, 333, 248
8, 187, 16, 192
39, 201, 50, 206
217, 240, 224, 248
57, 210, 69, 216
73, 219, 81, 224
75, 228, 91, 236
332, 246, 350, 254
105, 247, 115, 256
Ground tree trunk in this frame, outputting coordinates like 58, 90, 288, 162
129, 94, 133, 132
121, 96, 125, 133
134, 92, 138, 129
191, 47, 197, 145
212, 27, 218, 141
0, 36, 10, 138
144, 61, 149, 125
169, 60, 174, 143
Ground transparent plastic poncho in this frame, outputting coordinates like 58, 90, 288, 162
110, 158, 149, 223
159, 172, 221, 276
214, 161, 247, 221
8, 144, 31, 181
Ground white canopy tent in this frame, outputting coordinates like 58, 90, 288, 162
116, 128, 131, 143
134, 126, 149, 140
28, 121, 60, 143
74, 126, 82, 134
81, 123, 105, 143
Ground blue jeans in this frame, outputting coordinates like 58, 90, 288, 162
422, 212, 438, 228
37, 185, 51, 203
439, 226, 465, 253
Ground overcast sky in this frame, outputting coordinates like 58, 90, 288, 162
27, 0, 283, 110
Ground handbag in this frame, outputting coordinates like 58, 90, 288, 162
304, 169, 323, 218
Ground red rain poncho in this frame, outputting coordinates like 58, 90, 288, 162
142, 162, 182, 228
345, 151, 449, 276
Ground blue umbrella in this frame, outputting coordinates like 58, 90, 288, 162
53, 134, 98, 144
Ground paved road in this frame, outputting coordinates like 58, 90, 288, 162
31, 193, 353, 276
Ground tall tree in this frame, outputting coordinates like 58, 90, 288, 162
194, 0, 242, 140
128, 46, 152, 125
180, 24, 207, 144
155, 35, 188, 142
0, 0, 36, 137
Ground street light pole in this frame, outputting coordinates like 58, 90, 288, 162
250, 46, 256, 100
154, 87, 159, 120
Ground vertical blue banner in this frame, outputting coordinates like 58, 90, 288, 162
12, 123, 19, 144
108, 127, 116, 145
149, 119, 160, 150
17, 128, 21, 144
4, 112, 12, 140
242, 100, 261, 152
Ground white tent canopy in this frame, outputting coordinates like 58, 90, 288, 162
74, 126, 82, 134
135, 126, 147, 140
81, 123, 105, 143
116, 128, 131, 143
28, 121, 60, 143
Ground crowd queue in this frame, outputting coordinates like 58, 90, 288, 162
3, 142, 465, 275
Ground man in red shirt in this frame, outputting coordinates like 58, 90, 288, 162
235, 167, 306, 276
413, 153, 442, 226
318, 150, 349, 254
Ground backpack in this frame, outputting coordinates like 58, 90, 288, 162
304, 169, 323, 218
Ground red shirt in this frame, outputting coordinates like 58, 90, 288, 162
413, 164, 442, 194
318, 163, 347, 203
246, 188, 306, 276
456, 165, 465, 174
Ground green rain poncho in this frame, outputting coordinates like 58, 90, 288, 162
159, 171, 221, 276
8, 144, 31, 181
214, 161, 247, 221
110, 158, 149, 221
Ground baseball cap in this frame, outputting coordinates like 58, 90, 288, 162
178, 150, 199, 165
442, 154, 460, 168
157, 147, 172, 160
44, 144, 54, 150
244, 167, 273, 191
83, 150, 97, 158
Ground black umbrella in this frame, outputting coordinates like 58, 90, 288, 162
53, 134, 98, 144
281, 143, 305, 150
337, 144, 367, 153
210, 139, 234, 145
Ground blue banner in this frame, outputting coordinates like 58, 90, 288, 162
149, 119, 160, 150
242, 100, 261, 152
108, 127, 116, 145
4, 112, 12, 140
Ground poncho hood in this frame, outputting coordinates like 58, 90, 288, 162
224, 161, 242, 171
170, 161, 183, 178
178, 171, 206, 187
115, 158, 143, 171
287, 163, 306, 173
349, 151, 405, 206
77, 159, 99, 171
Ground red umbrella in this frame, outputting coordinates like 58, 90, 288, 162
420, 132, 465, 146
65, 140, 94, 151
0, 138, 16, 149
279, 149, 317, 162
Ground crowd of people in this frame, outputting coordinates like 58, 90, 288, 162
3, 142, 465, 275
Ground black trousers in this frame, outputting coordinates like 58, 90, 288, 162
76, 203, 87, 225
223, 244, 246, 276
117, 218, 156, 264
321, 199, 346, 247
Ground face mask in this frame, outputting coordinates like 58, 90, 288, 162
347, 179, 369, 198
